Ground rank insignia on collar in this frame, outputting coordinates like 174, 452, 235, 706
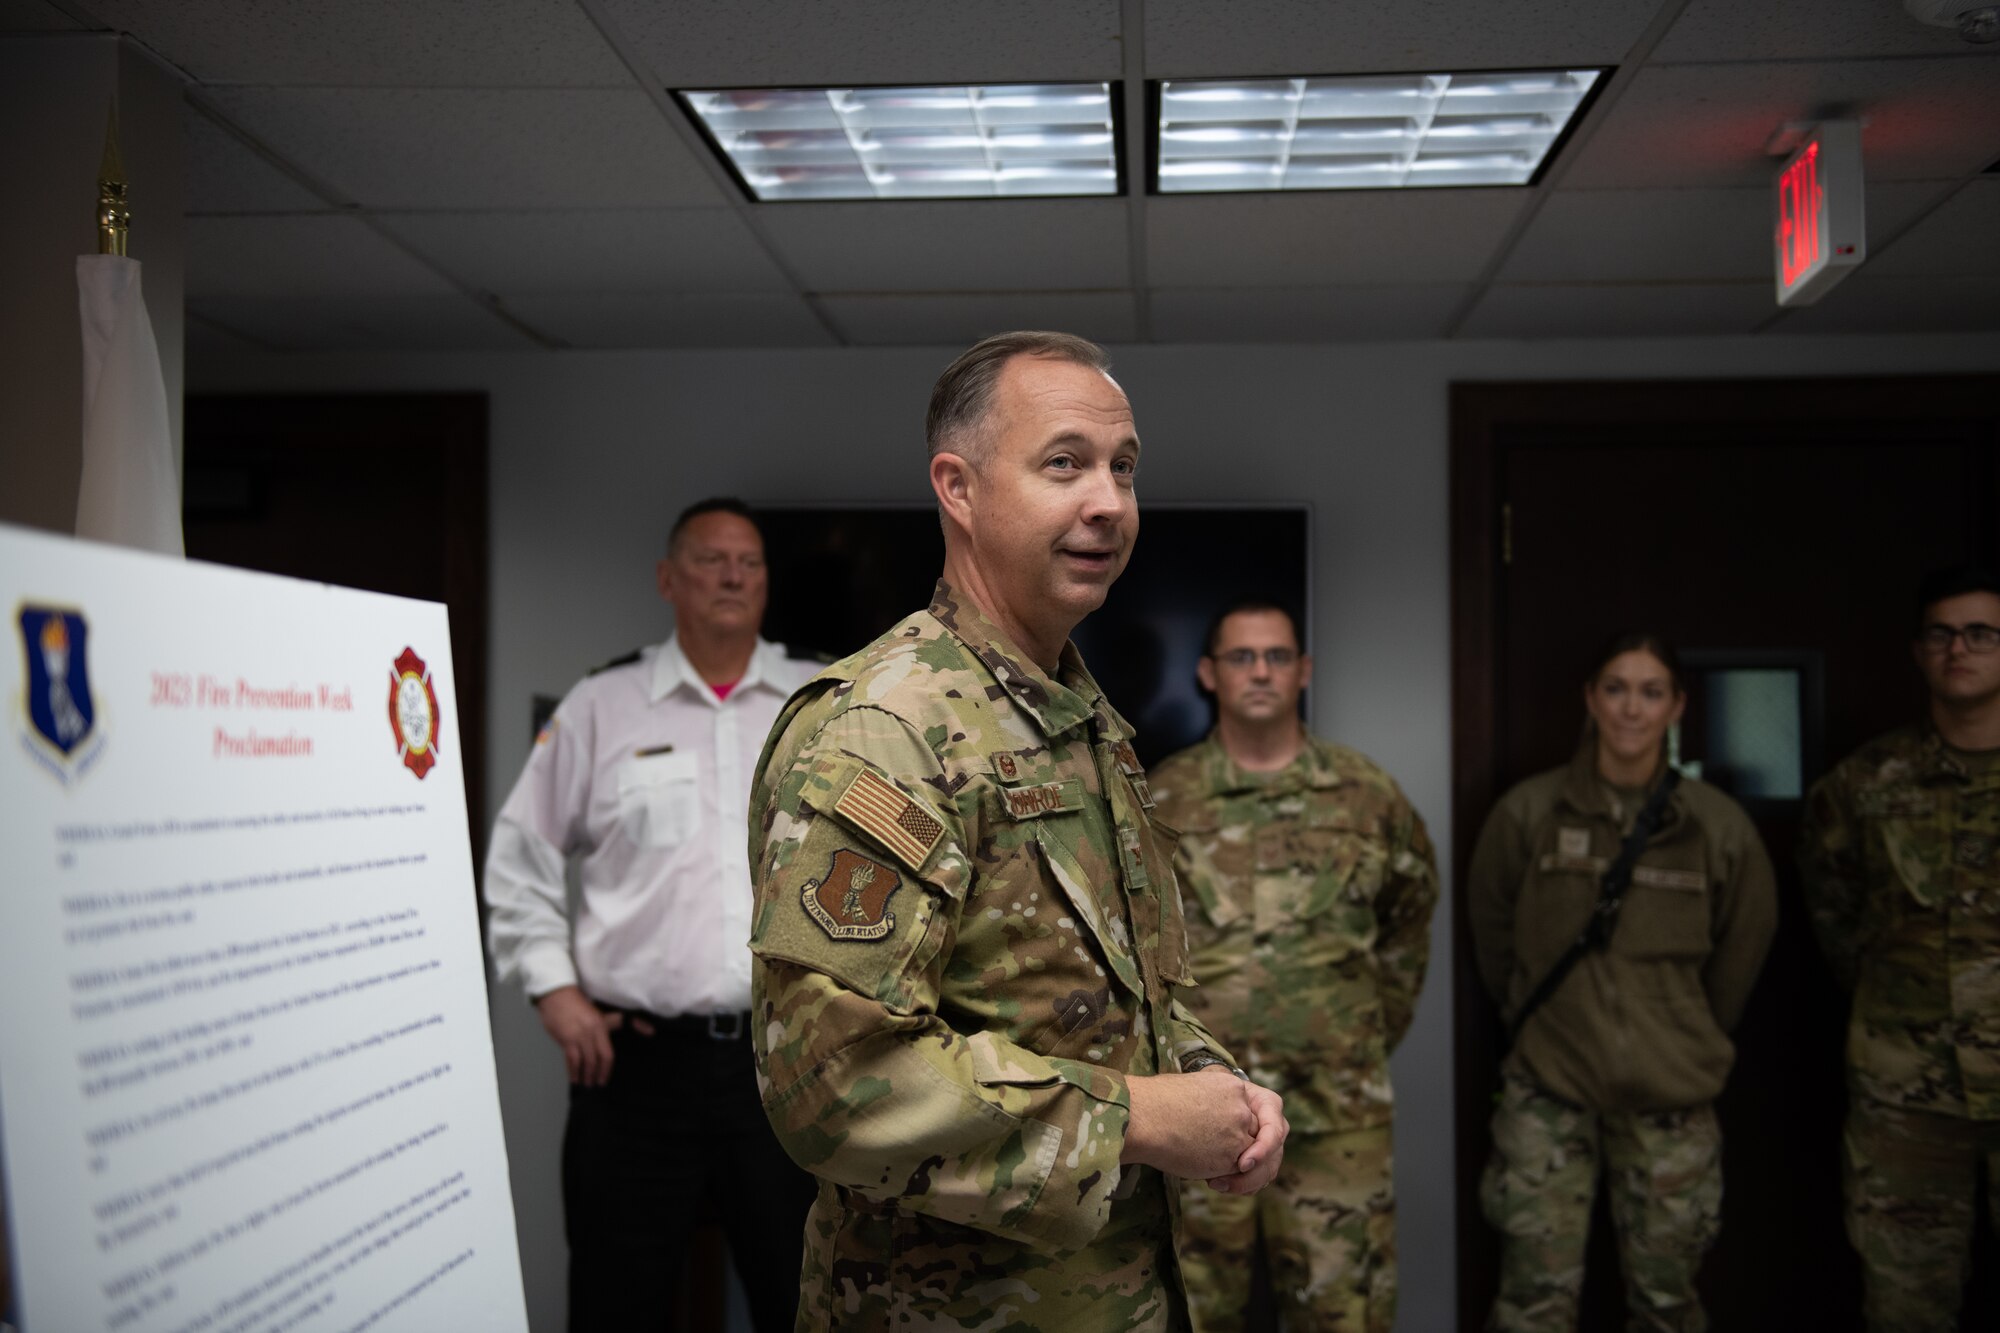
803, 849, 903, 941
1113, 742, 1144, 777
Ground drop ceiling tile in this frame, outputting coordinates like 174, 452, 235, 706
821, 292, 1137, 345
1867, 180, 2000, 276
186, 294, 540, 352
1150, 284, 1469, 341
1778, 273, 2000, 334
1654, 0, 1998, 62
505, 292, 835, 348
1499, 182, 1948, 282
758, 200, 1129, 292
1562, 59, 2000, 189
1, 1, 90, 30
78, 0, 630, 86
1148, 191, 1531, 287
1145, 0, 1657, 77
378, 209, 792, 296
186, 215, 456, 299
597, 0, 1122, 86
1458, 282, 1774, 338
185, 105, 327, 213
203, 87, 727, 209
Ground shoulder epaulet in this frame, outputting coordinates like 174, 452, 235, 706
587, 649, 644, 677
786, 642, 838, 665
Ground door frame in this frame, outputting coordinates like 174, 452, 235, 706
184, 392, 490, 865
1447, 373, 2000, 1330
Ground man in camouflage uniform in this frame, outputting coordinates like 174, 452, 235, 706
748, 331, 1289, 1332
1151, 601, 1437, 1332
1800, 565, 2000, 1330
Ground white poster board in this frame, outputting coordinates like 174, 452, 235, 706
0, 524, 525, 1333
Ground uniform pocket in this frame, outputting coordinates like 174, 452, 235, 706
1615, 863, 1711, 961
1256, 830, 1381, 959
617, 750, 699, 848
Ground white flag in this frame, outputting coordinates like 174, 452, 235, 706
75, 253, 182, 556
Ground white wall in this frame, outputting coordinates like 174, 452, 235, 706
191, 328, 2000, 1332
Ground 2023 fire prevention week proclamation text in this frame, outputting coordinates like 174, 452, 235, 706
0, 524, 526, 1333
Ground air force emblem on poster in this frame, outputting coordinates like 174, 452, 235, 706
17, 605, 104, 782
389, 646, 442, 779
802, 848, 903, 941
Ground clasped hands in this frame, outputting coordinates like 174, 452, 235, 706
1122, 1065, 1289, 1195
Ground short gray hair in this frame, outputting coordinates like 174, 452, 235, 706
925, 331, 1113, 462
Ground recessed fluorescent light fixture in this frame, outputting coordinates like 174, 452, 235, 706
1154, 69, 1604, 192
678, 83, 1122, 201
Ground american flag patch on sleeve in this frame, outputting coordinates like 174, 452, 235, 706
834, 768, 945, 870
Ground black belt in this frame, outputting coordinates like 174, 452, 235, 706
598, 1003, 749, 1042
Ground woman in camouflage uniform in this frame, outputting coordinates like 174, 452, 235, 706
1467, 632, 1778, 1333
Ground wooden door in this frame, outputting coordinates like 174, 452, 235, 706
182, 394, 489, 862
1450, 376, 2000, 1331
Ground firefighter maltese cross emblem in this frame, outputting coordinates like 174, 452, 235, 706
802, 848, 903, 942
388, 646, 442, 779
18, 604, 105, 783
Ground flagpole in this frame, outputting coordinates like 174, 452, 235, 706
97, 102, 128, 257
75, 99, 182, 555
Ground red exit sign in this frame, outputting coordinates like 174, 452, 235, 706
1773, 121, 1865, 307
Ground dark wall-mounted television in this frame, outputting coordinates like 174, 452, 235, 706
760, 504, 1311, 767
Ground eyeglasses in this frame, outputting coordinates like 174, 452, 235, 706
1920, 623, 2000, 654
1211, 647, 1300, 669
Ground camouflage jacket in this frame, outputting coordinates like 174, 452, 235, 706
1467, 740, 1778, 1112
748, 581, 1231, 1332
1799, 725, 2000, 1120
1148, 734, 1437, 1135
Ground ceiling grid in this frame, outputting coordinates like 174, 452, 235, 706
13, 0, 1993, 351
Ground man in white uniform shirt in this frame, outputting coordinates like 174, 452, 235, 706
485, 498, 818, 1332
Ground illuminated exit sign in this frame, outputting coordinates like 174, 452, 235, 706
1773, 121, 1865, 307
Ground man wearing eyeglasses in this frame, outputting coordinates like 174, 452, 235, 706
1799, 564, 2000, 1331
1150, 600, 1438, 1332
484, 498, 818, 1332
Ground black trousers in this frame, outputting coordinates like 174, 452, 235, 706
562, 1014, 814, 1332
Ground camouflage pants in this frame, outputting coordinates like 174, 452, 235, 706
1844, 1094, 2000, 1332
1480, 1073, 1721, 1333
1178, 1124, 1394, 1333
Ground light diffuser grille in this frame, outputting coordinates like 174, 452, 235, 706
1156, 70, 1603, 192
682, 84, 1120, 201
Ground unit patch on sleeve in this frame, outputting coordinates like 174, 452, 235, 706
834, 767, 945, 870
802, 849, 905, 940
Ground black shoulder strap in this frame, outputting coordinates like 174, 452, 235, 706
586, 648, 643, 677
1508, 768, 1682, 1042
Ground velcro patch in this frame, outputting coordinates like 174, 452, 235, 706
1632, 865, 1706, 892
802, 848, 903, 941
992, 750, 1022, 781
1112, 742, 1144, 777
1558, 827, 1592, 860
1002, 778, 1084, 820
835, 768, 945, 870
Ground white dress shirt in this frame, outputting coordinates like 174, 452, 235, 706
484, 635, 817, 1016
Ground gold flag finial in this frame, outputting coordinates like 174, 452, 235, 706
97, 101, 129, 256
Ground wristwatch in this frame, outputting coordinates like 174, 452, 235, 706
1181, 1052, 1249, 1080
